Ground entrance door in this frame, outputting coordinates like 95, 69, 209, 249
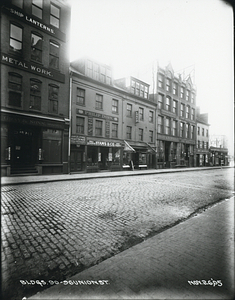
70, 151, 82, 172
165, 141, 171, 168
12, 129, 33, 166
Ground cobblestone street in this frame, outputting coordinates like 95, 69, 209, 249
1, 168, 234, 299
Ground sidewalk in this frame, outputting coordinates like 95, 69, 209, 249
29, 196, 234, 300
1, 166, 229, 186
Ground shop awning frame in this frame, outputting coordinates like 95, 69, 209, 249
124, 140, 136, 153
145, 143, 157, 153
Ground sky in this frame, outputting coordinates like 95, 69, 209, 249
69, 0, 234, 153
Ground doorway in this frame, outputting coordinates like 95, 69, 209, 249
70, 151, 83, 172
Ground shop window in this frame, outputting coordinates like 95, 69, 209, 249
95, 120, 102, 136
139, 153, 147, 164
126, 126, 132, 140
10, 23, 23, 54
127, 103, 132, 117
49, 40, 59, 69
48, 84, 59, 114
158, 116, 163, 134
32, 0, 43, 19
42, 129, 62, 163
112, 99, 118, 113
8, 73, 22, 107
30, 79, 41, 110
76, 117, 85, 134
149, 130, 153, 143
95, 94, 103, 110
112, 123, 118, 138
50, 3, 60, 28
139, 107, 144, 121
76, 88, 85, 105
139, 128, 143, 141
149, 110, 153, 123
31, 32, 42, 62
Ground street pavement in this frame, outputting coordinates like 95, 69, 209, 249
1, 167, 234, 300
29, 196, 234, 300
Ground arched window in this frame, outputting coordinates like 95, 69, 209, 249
30, 79, 42, 110
8, 73, 22, 107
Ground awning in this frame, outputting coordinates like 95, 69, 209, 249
146, 143, 157, 153
124, 140, 136, 152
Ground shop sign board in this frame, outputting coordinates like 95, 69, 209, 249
87, 139, 122, 147
77, 109, 118, 122
71, 135, 86, 145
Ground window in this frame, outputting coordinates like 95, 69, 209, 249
136, 82, 140, 96
198, 141, 200, 148
202, 141, 204, 149
180, 103, 185, 117
76, 117, 85, 134
158, 74, 163, 88
112, 123, 118, 138
165, 118, 170, 135
49, 41, 59, 69
158, 116, 163, 134
12, 0, 23, 8
144, 86, 148, 99
88, 60, 93, 77
206, 129, 208, 137
100, 66, 105, 83
191, 108, 195, 120
30, 79, 41, 110
131, 81, 135, 94
191, 125, 194, 139
139, 107, 144, 121
180, 87, 184, 99
139, 128, 143, 141
186, 90, 189, 101
32, 0, 43, 19
172, 120, 177, 136
95, 120, 102, 136
50, 3, 60, 28
126, 126, 132, 140
48, 84, 59, 113
191, 93, 195, 104
149, 110, 153, 123
106, 69, 111, 85
186, 106, 189, 118
127, 103, 132, 117
8, 73, 22, 107
173, 82, 178, 95
180, 122, 184, 137
31, 32, 42, 62
173, 100, 177, 113
112, 99, 118, 113
95, 94, 103, 110
10, 24, 23, 53
158, 94, 163, 109
166, 97, 171, 111
185, 124, 189, 138
166, 79, 171, 92
149, 130, 153, 143
140, 85, 144, 97
93, 63, 99, 80
76, 88, 85, 105
202, 128, 205, 136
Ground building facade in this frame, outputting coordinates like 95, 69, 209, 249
209, 135, 229, 166
70, 58, 157, 172
152, 64, 197, 168
1, 0, 71, 176
196, 108, 210, 166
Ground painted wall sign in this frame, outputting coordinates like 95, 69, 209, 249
87, 139, 122, 147
105, 121, 110, 138
1, 53, 65, 83
70, 135, 86, 145
88, 117, 93, 136
2, 6, 66, 42
77, 109, 118, 122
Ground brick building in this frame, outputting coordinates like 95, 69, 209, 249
69, 58, 157, 172
150, 63, 197, 168
1, 0, 71, 176
196, 108, 210, 166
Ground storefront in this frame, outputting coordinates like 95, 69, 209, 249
1, 111, 69, 176
209, 147, 229, 166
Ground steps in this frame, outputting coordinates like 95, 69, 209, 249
10, 166, 38, 175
